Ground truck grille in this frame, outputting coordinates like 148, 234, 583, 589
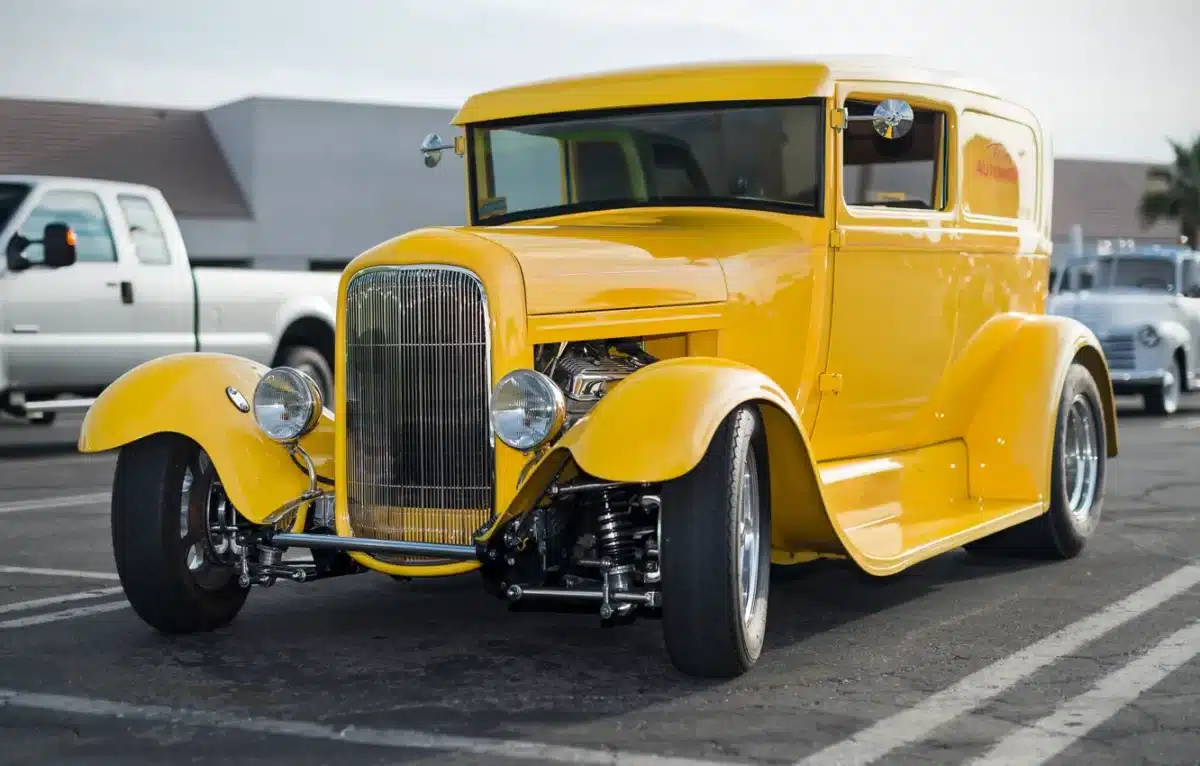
1100, 334, 1135, 370
343, 265, 493, 563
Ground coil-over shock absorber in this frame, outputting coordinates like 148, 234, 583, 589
585, 486, 637, 596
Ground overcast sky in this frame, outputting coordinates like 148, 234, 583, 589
1, 0, 1196, 162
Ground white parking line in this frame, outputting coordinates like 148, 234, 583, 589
794, 563, 1200, 766
0, 565, 119, 581
968, 617, 1200, 766
0, 587, 124, 615
0, 492, 108, 515
0, 688, 740, 766
0, 600, 129, 629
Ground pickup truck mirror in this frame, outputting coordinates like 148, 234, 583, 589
42, 223, 78, 268
3, 222, 77, 272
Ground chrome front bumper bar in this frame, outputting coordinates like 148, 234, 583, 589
268, 531, 477, 560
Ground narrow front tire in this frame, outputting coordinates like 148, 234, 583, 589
660, 404, 772, 678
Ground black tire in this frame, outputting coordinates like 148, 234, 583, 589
660, 403, 772, 678
1143, 354, 1183, 415
112, 433, 250, 633
964, 362, 1107, 559
26, 411, 56, 426
281, 345, 334, 406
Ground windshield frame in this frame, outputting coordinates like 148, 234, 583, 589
464, 97, 827, 226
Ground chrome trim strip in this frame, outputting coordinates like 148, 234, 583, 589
270, 532, 478, 559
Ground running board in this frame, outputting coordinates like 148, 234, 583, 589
268, 532, 478, 560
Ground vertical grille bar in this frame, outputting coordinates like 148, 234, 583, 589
344, 266, 493, 562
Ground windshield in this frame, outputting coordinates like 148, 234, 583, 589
468, 100, 823, 224
1056, 255, 1179, 294
0, 182, 31, 232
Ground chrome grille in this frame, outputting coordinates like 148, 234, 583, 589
344, 266, 493, 562
1100, 334, 1135, 370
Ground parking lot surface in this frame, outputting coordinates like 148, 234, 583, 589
0, 404, 1197, 765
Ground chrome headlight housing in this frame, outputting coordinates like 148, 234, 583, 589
252, 366, 324, 443
490, 369, 566, 451
1137, 324, 1161, 347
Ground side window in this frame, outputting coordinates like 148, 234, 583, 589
960, 110, 1038, 221
842, 98, 948, 210
18, 190, 116, 263
117, 195, 171, 265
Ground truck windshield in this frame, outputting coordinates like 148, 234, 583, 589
0, 182, 31, 232
468, 100, 823, 225
1056, 255, 1178, 293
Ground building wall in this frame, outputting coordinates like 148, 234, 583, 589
199, 98, 466, 268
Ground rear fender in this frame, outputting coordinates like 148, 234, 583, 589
481, 357, 846, 556
78, 352, 334, 525
947, 314, 1118, 503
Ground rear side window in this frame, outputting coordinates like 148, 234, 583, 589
960, 110, 1039, 221
117, 195, 171, 265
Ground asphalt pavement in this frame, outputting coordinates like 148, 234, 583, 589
0, 400, 1197, 766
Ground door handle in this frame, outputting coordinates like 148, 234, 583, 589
109, 280, 134, 304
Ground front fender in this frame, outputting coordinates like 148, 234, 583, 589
78, 352, 334, 524
958, 314, 1118, 503
481, 357, 844, 556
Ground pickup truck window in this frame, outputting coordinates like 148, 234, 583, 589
0, 182, 31, 232
117, 194, 171, 265
18, 189, 117, 264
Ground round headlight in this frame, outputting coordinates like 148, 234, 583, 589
490, 369, 566, 451
1137, 324, 1161, 347
252, 367, 323, 443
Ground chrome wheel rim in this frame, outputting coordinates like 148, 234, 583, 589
737, 449, 762, 626
1063, 394, 1100, 523
179, 451, 236, 590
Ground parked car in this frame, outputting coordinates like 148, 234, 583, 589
0, 175, 339, 423
78, 59, 1118, 678
1049, 243, 1200, 415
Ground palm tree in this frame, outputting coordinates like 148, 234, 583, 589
1138, 136, 1200, 248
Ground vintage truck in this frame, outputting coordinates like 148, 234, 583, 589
1049, 242, 1200, 415
77, 59, 1118, 678
0, 175, 339, 423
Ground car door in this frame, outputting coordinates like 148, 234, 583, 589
0, 186, 138, 390
809, 83, 961, 461
112, 192, 196, 363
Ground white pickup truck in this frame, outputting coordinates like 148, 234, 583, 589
0, 175, 339, 424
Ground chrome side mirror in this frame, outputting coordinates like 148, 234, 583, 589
843, 98, 915, 140
421, 133, 464, 168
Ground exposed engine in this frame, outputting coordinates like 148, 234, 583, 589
479, 338, 663, 622
534, 339, 656, 427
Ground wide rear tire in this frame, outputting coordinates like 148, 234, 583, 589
660, 404, 772, 678
965, 361, 1107, 559
112, 433, 250, 633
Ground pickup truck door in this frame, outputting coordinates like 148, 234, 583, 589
0, 187, 141, 391
111, 192, 196, 362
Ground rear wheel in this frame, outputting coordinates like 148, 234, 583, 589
281, 345, 333, 406
112, 433, 249, 633
660, 404, 771, 678
965, 362, 1107, 558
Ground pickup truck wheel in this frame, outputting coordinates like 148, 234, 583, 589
282, 346, 334, 405
964, 362, 1107, 559
659, 403, 771, 678
112, 433, 250, 634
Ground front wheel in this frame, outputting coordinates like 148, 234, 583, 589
965, 361, 1107, 559
659, 404, 772, 678
1143, 356, 1183, 415
112, 433, 250, 633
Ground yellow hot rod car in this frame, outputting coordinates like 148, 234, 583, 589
78, 58, 1118, 678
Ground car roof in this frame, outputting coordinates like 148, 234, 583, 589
0, 174, 161, 195
452, 57, 1017, 125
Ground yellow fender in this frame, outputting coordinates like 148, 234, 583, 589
78, 352, 335, 524
482, 357, 846, 557
924, 313, 1117, 504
